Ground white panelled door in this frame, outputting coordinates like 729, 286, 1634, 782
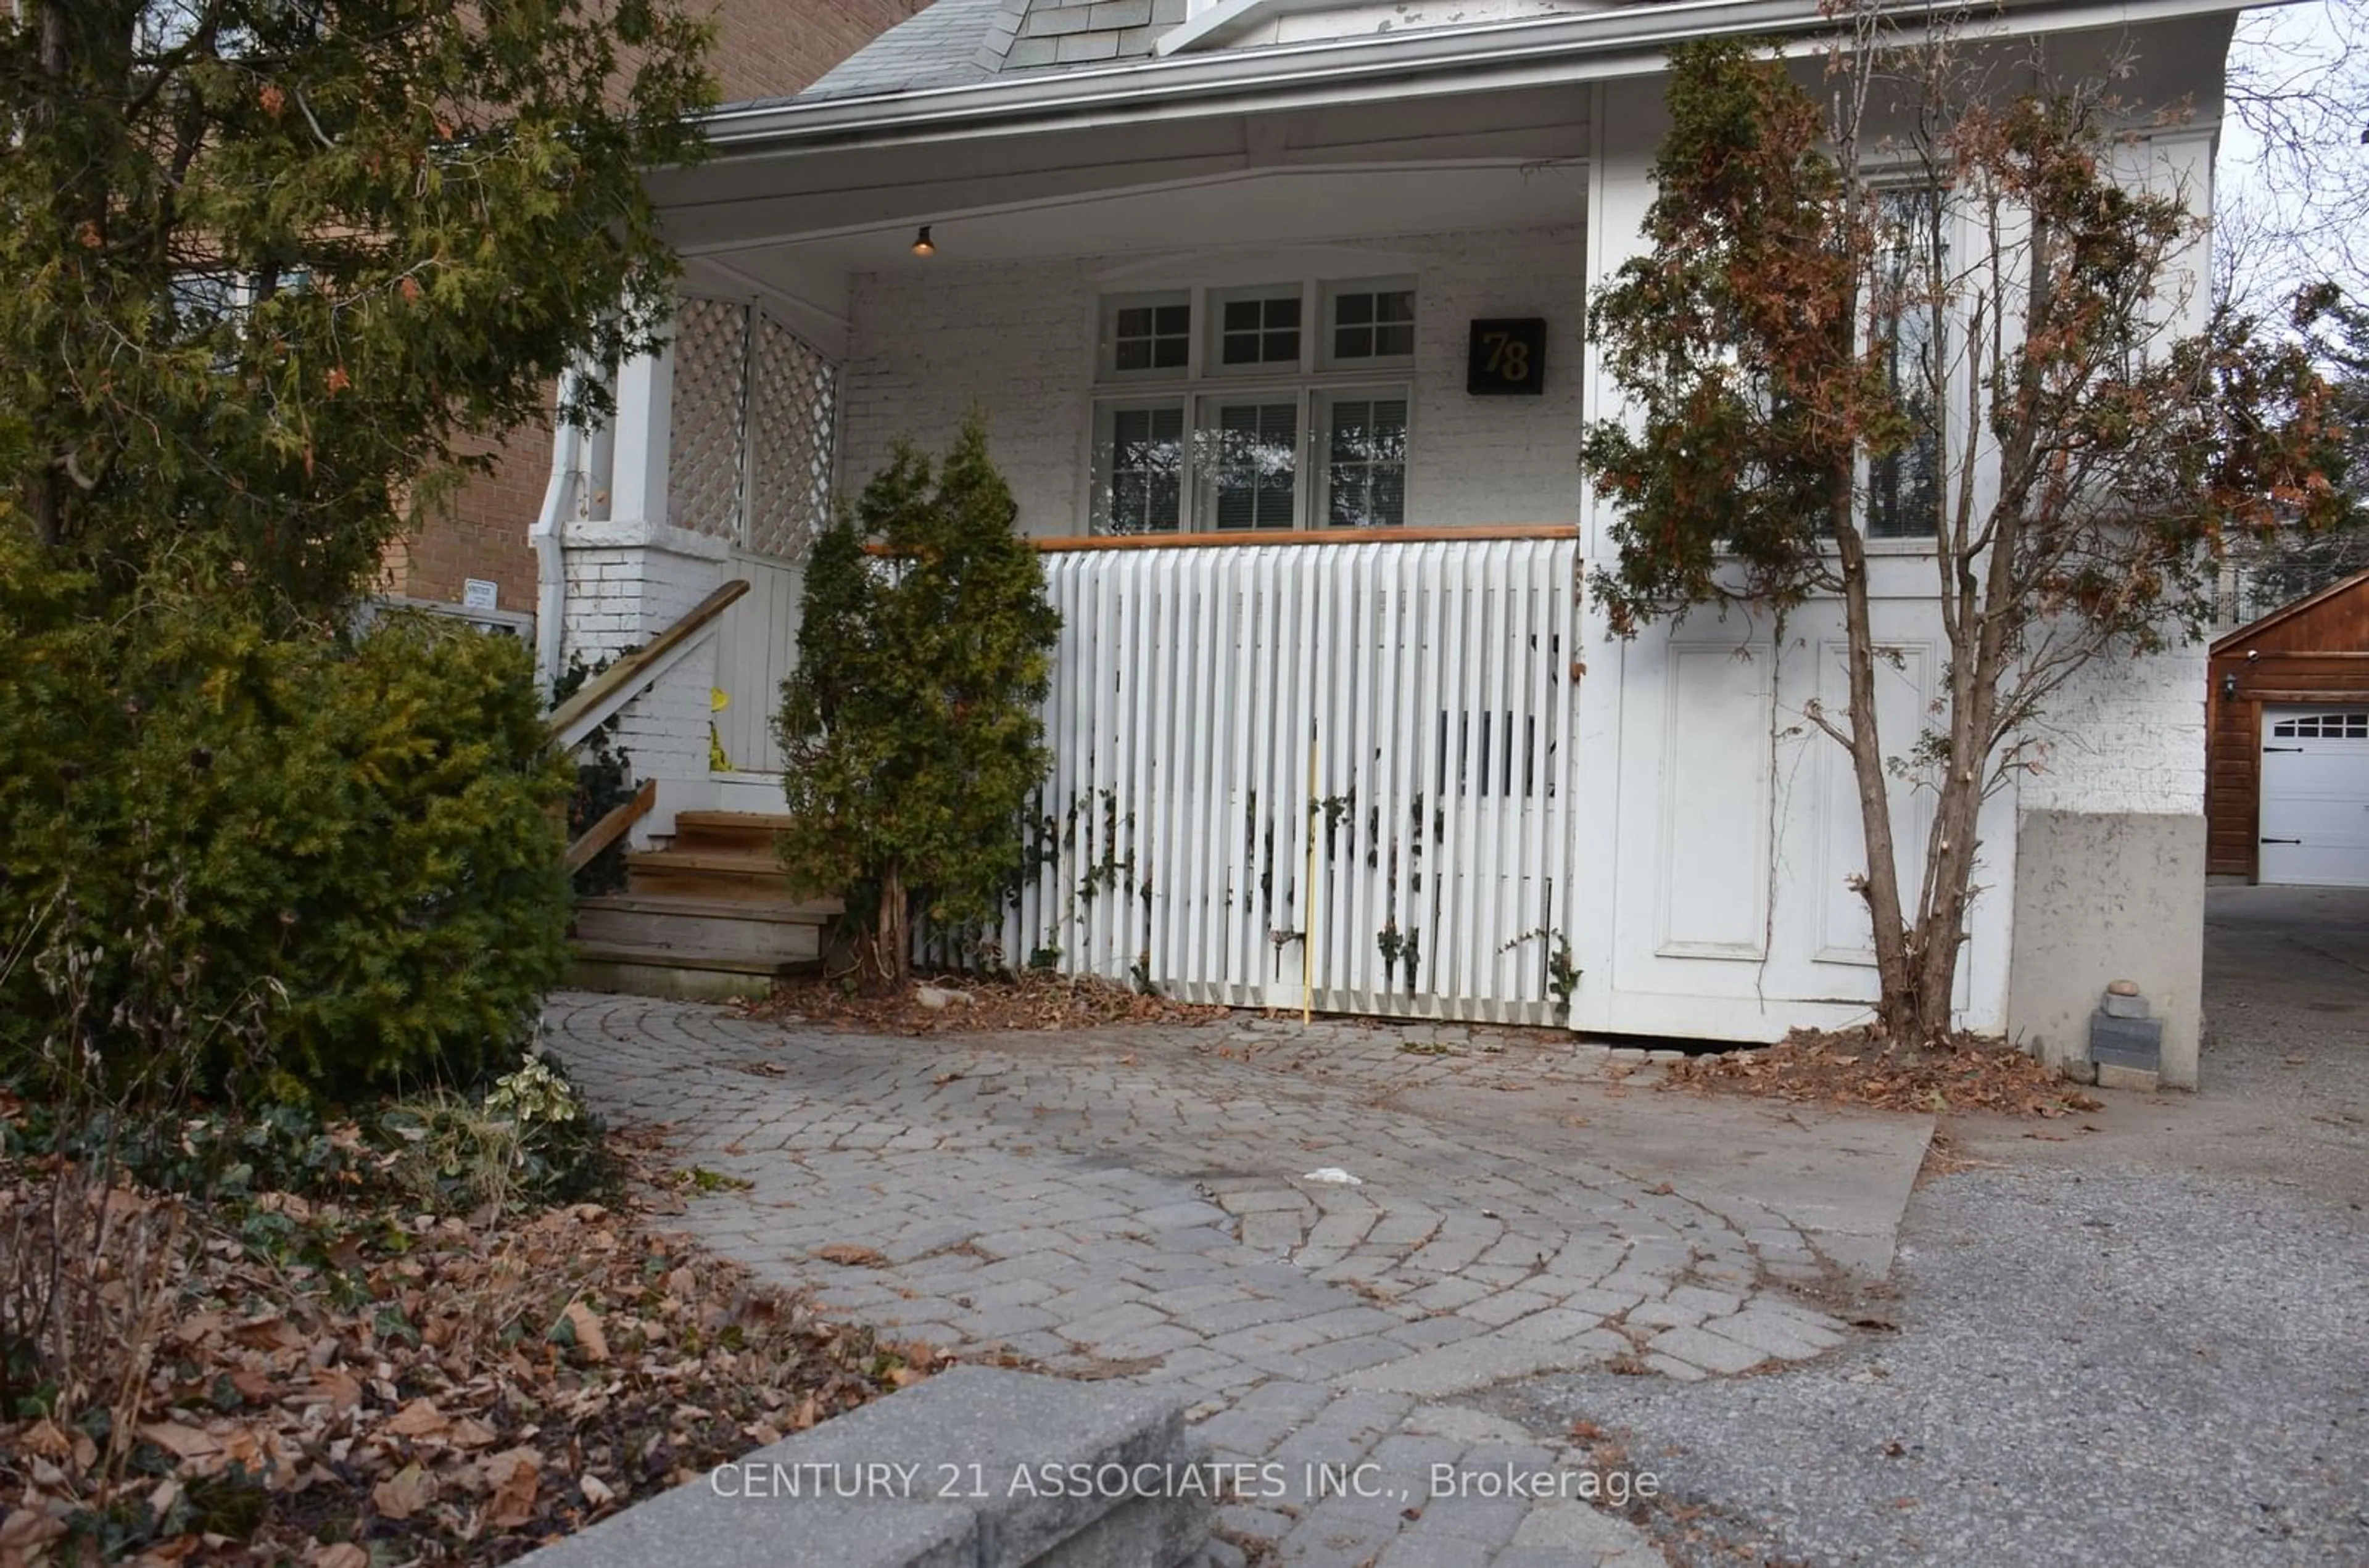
2260, 706, 2369, 887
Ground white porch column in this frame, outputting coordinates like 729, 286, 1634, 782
555, 320, 732, 833
608, 341, 676, 536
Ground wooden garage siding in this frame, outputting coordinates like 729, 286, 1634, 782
2206, 570, 2369, 880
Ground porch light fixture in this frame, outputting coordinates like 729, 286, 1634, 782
912, 225, 935, 257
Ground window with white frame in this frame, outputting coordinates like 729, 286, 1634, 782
1090, 279, 1415, 534
1866, 186, 1945, 540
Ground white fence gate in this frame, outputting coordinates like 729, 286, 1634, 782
1001, 537, 1582, 1025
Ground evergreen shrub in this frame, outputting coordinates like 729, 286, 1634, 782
0, 540, 571, 1100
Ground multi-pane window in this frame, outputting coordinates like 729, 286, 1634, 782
1090, 279, 1415, 533
2272, 712, 2369, 740
1112, 302, 1190, 373
1321, 394, 1408, 528
1103, 405, 1184, 533
1867, 187, 1944, 540
1218, 294, 1301, 367
1331, 289, 1415, 361
1201, 400, 1301, 530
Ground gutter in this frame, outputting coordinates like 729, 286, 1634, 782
693, 0, 2249, 155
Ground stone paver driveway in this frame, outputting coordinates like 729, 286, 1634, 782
549, 994, 1887, 1567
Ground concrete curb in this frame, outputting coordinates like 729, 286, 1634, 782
511, 1368, 1221, 1568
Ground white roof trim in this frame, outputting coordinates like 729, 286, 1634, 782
1157, 0, 1345, 57
697, 0, 2254, 156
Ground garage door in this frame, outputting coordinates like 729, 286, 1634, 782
2261, 706, 2369, 886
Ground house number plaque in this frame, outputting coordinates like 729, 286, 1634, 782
1467, 318, 1547, 395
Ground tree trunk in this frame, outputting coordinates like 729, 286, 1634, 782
1834, 536, 1919, 1045
860, 863, 909, 995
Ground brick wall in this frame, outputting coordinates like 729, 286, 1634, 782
384, 0, 917, 610
560, 519, 734, 785
838, 223, 1589, 535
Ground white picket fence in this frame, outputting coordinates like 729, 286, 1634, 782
999, 536, 1583, 1024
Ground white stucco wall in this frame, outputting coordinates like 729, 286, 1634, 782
837, 223, 1588, 535
2017, 645, 2209, 817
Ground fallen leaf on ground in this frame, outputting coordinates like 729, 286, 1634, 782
384, 1398, 450, 1438
561, 1300, 611, 1363
485, 1447, 542, 1528
372, 1463, 435, 1521
813, 1243, 889, 1268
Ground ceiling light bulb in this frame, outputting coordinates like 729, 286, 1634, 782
912, 225, 935, 257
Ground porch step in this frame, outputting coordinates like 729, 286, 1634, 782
568, 809, 847, 1000
623, 850, 802, 905
568, 939, 819, 1004
668, 809, 797, 853
573, 893, 835, 963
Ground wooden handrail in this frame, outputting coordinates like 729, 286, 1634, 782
1030, 524, 1577, 553
546, 577, 750, 751
564, 777, 656, 873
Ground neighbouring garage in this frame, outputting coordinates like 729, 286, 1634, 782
2208, 569, 2369, 886
2259, 706, 2369, 886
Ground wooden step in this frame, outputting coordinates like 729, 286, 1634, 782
624, 850, 791, 904
574, 893, 835, 962
569, 939, 818, 1004
668, 810, 798, 854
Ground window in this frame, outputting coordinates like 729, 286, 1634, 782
1320, 392, 1408, 528
1199, 398, 1300, 529
1217, 292, 1302, 368
1867, 187, 1945, 540
2272, 712, 2369, 740
1102, 294, 1191, 378
1329, 287, 1415, 363
1089, 278, 1416, 533
1101, 405, 1184, 533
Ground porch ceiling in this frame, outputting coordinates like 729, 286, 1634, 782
655, 81, 1587, 265
685, 159, 1586, 297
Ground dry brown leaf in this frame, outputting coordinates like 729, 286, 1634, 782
0, 1510, 69, 1554
812, 1244, 889, 1268
581, 1472, 616, 1508
485, 1447, 542, 1528
308, 1369, 363, 1412
138, 1421, 221, 1461
20, 1418, 72, 1459
384, 1397, 451, 1438
372, 1462, 436, 1521
309, 1545, 371, 1568
562, 1301, 610, 1363
449, 1416, 500, 1450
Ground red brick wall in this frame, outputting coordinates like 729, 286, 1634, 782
386, 0, 919, 608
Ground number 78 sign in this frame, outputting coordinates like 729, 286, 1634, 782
1466, 318, 1548, 396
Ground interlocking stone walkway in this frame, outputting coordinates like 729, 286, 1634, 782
548, 994, 1900, 1568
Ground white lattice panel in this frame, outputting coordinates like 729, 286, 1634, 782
747, 315, 839, 561
667, 297, 750, 542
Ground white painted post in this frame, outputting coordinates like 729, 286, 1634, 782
609, 341, 676, 532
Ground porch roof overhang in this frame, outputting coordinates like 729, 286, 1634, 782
652, 0, 2246, 337
687, 0, 2249, 156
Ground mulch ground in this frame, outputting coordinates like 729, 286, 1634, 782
0, 1137, 953, 1566
1658, 1027, 2106, 1118
745, 969, 1230, 1037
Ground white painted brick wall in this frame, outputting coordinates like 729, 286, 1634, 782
839, 223, 1587, 535
2016, 640, 2207, 816
555, 519, 730, 788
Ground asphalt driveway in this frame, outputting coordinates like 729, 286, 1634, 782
1482, 883, 2369, 1567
